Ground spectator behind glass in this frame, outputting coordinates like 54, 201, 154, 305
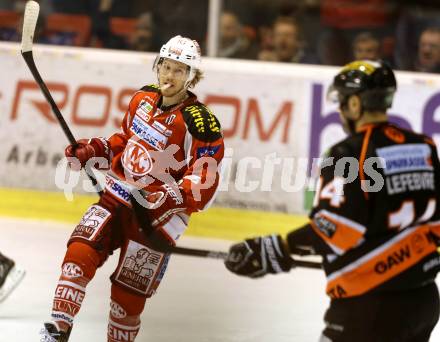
394, 2, 440, 70
218, 11, 258, 60
0, 7, 73, 46
52, 0, 134, 17
130, 12, 155, 51
0, 0, 52, 14
415, 27, 440, 73
259, 16, 318, 64
51, 0, 90, 14
150, 0, 208, 49
352, 32, 381, 60
318, 0, 396, 66
0, 0, 53, 42
92, 5, 158, 51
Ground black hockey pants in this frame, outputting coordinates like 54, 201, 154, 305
320, 282, 440, 342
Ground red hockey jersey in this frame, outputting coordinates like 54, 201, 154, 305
103, 84, 224, 218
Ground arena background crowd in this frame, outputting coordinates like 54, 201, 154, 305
1, 0, 440, 73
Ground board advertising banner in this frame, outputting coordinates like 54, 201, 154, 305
1, 42, 440, 213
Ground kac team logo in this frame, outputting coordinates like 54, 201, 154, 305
122, 139, 153, 177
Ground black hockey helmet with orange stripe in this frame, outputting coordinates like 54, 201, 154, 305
327, 60, 397, 111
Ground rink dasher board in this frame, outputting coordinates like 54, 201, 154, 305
0, 187, 308, 241
1, 42, 440, 215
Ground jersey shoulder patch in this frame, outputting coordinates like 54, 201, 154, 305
182, 102, 222, 142
139, 84, 161, 93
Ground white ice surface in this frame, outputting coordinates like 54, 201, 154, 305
0, 217, 439, 342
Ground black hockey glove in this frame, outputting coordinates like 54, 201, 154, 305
224, 234, 293, 278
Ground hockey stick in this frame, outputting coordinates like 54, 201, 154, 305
147, 245, 322, 269
132, 206, 321, 268
20, 1, 321, 269
21, 1, 102, 196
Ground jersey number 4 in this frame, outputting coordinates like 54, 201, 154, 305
313, 177, 345, 208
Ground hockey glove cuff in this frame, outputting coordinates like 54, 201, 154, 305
65, 137, 111, 170
144, 184, 188, 228
224, 234, 293, 278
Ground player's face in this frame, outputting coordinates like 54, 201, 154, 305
158, 59, 189, 97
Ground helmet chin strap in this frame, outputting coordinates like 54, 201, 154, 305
341, 103, 365, 135
346, 118, 357, 135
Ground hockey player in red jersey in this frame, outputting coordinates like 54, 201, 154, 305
224, 60, 440, 341
40, 35, 224, 341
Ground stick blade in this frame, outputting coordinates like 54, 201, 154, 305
21, 0, 40, 53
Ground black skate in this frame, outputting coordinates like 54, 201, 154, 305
0, 254, 25, 302
40, 321, 72, 342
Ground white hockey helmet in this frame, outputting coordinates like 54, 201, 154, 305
154, 35, 202, 88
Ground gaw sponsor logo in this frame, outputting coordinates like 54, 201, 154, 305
374, 245, 411, 274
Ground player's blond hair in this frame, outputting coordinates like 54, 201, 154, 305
188, 69, 204, 88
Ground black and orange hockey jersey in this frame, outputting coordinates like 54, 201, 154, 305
287, 122, 440, 299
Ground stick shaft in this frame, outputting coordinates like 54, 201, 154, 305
152, 244, 322, 268
21, 51, 101, 195
144, 239, 322, 268
22, 51, 76, 145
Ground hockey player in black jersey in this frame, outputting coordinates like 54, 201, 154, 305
224, 60, 440, 342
